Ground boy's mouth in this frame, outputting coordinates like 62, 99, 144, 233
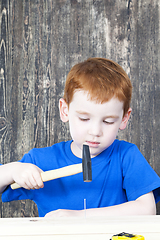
86, 141, 100, 148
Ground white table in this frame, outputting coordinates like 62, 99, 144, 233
0, 215, 160, 239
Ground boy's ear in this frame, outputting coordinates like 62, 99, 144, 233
59, 98, 69, 122
119, 108, 132, 130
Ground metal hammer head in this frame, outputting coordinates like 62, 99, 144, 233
82, 145, 92, 182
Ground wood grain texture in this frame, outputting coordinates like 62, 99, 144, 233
0, 0, 160, 217
0, 216, 160, 239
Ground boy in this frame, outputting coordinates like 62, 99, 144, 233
0, 58, 160, 218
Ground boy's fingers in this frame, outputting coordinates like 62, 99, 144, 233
23, 178, 43, 190
28, 173, 44, 189
34, 169, 44, 188
18, 171, 44, 190
25, 166, 44, 189
12, 163, 44, 190
20, 181, 32, 190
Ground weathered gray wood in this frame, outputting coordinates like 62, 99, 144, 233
0, 0, 160, 217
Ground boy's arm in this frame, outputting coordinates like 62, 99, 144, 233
45, 191, 156, 217
0, 162, 44, 193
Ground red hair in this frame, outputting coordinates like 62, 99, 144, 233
63, 58, 132, 115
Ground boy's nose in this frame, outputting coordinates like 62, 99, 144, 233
88, 123, 102, 137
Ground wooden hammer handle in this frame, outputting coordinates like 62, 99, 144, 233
11, 163, 82, 190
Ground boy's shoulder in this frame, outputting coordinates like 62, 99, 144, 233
22, 140, 73, 170
110, 139, 140, 160
29, 140, 72, 155
21, 140, 72, 163
93, 140, 138, 164
113, 139, 137, 151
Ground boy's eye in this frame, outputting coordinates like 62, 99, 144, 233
79, 117, 89, 121
103, 120, 114, 125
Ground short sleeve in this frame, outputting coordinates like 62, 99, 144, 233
122, 145, 160, 203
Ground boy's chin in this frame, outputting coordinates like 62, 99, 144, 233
89, 148, 103, 158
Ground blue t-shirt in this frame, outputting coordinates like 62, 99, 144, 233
2, 140, 160, 217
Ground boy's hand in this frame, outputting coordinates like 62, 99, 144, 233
44, 192, 156, 217
45, 209, 83, 218
11, 162, 44, 190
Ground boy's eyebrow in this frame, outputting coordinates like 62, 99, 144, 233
76, 111, 119, 119
104, 115, 120, 119
76, 111, 90, 115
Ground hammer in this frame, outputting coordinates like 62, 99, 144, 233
11, 144, 92, 190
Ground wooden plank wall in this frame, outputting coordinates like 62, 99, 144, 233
0, 0, 160, 217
